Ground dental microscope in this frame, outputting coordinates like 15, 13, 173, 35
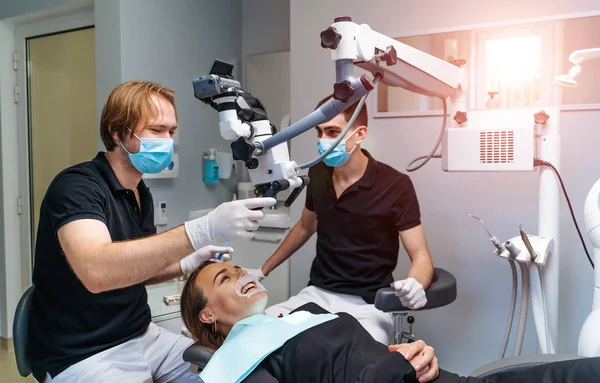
192, 17, 468, 203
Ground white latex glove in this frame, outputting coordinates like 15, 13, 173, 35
392, 277, 427, 310
184, 197, 277, 250
244, 267, 266, 281
180, 245, 235, 274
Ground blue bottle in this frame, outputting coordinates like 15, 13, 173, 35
204, 149, 219, 184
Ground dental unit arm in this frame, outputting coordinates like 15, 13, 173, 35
554, 47, 600, 87
192, 16, 466, 203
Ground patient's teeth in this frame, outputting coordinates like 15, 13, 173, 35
235, 274, 267, 297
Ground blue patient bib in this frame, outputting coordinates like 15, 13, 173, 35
199, 311, 338, 383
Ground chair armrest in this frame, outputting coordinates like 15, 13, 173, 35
375, 268, 457, 312
469, 354, 583, 377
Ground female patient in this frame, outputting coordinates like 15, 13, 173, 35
180, 261, 600, 383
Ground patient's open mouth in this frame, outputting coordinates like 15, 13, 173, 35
235, 274, 267, 297
241, 282, 257, 295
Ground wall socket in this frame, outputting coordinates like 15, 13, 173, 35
155, 200, 168, 226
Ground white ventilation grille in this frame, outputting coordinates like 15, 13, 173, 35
480, 131, 515, 164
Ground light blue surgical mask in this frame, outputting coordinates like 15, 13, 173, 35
317, 128, 359, 167
120, 132, 174, 174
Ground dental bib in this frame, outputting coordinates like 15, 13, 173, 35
199, 311, 338, 383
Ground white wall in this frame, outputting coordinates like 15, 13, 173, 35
0, 0, 80, 19
0, 19, 16, 340
96, 0, 242, 228
242, 0, 290, 61
94, 0, 120, 138
290, 0, 600, 375
236, 0, 290, 184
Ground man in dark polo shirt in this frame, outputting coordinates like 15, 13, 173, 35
28, 81, 275, 382
248, 95, 434, 344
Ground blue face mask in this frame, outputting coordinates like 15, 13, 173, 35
121, 134, 174, 174
317, 128, 359, 167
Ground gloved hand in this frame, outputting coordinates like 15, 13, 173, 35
184, 197, 277, 250
392, 277, 427, 310
244, 267, 266, 281
180, 245, 235, 274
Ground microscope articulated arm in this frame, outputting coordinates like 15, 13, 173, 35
321, 17, 465, 99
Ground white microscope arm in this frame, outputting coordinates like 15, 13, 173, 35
321, 16, 465, 99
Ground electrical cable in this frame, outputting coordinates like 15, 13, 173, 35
406, 98, 447, 172
534, 159, 594, 269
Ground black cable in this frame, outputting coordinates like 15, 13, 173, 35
534, 159, 594, 269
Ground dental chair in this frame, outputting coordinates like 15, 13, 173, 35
373, 269, 583, 378
374, 267, 457, 344
182, 268, 583, 379
183, 268, 459, 370
13, 285, 45, 382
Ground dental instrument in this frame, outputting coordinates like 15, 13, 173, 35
469, 214, 506, 254
216, 242, 229, 261
470, 214, 517, 359
472, 215, 556, 356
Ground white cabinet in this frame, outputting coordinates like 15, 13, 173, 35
147, 280, 186, 335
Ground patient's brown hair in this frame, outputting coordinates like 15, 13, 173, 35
180, 261, 226, 350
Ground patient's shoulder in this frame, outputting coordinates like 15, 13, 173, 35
290, 302, 330, 315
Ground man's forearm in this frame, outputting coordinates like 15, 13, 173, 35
408, 255, 434, 289
146, 261, 183, 285
262, 223, 315, 275
88, 226, 194, 292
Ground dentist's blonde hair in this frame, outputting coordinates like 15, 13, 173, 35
100, 80, 177, 151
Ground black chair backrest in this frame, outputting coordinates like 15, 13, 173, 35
13, 285, 35, 377
183, 343, 216, 369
